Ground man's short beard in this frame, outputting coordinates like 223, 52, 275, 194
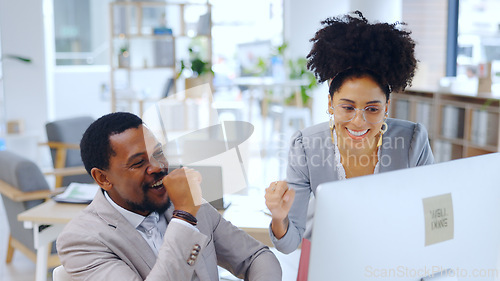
126, 169, 171, 214
126, 196, 171, 214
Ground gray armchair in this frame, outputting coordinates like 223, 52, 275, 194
0, 150, 60, 268
45, 116, 94, 187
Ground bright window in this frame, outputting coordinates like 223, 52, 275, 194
53, 0, 112, 65
457, 0, 500, 84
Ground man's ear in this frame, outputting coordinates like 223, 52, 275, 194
91, 168, 112, 191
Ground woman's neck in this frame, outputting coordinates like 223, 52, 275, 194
336, 131, 379, 158
336, 131, 380, 177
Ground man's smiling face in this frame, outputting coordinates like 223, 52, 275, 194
103, 125, 170, 216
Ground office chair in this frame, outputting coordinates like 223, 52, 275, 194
0, 150, 60, 268
52, 265, 71, 281
45, 116, 94, 187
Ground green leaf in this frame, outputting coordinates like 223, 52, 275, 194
5, 55, 32, 63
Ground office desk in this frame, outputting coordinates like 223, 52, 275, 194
221, 194, 273, 247
17, 195, 271, 281
17, 200, 83, 281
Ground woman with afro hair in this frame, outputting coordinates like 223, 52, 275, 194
265, 11, 434, 254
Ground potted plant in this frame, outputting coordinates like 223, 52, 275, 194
267, 42, 317, 108
1, 55, 32, 63
179, 40, 214, 91
118, 44, 130, 68
285, 57, 317, 107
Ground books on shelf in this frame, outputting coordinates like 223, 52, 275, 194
487, 112, 499, 146
441, 105, 465, 139
415, 102, 432, 132
433, 140, 463, 163
471, 110, 488, 146
394, 100, 410, 120
393, 90, 500, 162
471, 110, 499, 147
153, 39, 175, 67
434, 140, 452, 163
153, 27, 173, 35
197, 12, 210, 36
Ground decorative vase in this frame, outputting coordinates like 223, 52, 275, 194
118, 53, 130, 68
185, 74, 214, 93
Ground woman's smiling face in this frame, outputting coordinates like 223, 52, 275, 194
329, 76, 389, 151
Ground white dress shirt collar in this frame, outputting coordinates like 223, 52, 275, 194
104, 191, 147, 229
103, 190, 197, 233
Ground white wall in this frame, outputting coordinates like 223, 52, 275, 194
284, 0, 350, 125
51, 66, 174, 121
350, 0, 402, 23
0, 0, 48, 136
284, 0, 350, 60
90, 0, 111, 65
402, 0, 448, 90
52, 66, 111, 120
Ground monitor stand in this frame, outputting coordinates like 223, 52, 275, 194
421, 269, 458, 281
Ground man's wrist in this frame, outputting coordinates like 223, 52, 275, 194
172, 209, 197, 226
174, 205, 199, 216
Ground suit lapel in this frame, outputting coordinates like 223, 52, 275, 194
92, 190, 157, 270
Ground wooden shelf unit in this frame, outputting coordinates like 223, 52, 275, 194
109, 1, 212, 113
390, 89, 500, 162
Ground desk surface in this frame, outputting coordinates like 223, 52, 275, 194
17, 194, 273, 246
222, 194, 272, 247
17, 199, 85, 224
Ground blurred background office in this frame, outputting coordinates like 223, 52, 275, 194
1, 0, 500, 279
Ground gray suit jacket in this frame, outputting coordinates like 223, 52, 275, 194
271, 118, 435, 253
57, 190, 282, 281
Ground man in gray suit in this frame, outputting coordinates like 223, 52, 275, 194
56, 112, 281, 281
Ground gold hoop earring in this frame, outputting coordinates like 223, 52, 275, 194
328, 109, 335, 144
328, 106, 334, 129
377, 121, 388, 147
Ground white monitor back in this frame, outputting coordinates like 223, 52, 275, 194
309, 153, 500, 281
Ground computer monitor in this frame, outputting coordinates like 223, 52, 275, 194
308, 153, 500, 281
168, 165, 228, 210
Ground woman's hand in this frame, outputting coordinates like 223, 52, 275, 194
265, 181, 295, 239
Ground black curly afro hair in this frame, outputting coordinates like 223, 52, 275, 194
306, 11, 417, 100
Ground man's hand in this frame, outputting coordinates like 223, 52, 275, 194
162, 167, 203, 216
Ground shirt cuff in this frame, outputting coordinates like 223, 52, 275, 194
269, 220, 298, 254
170, 218, 199, 232
269, 221, 283, 243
